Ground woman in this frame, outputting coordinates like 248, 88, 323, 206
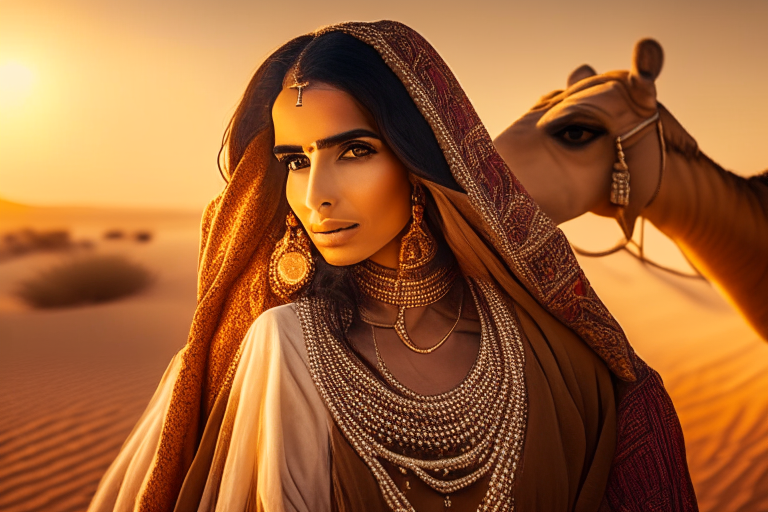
89, 21, 697, 512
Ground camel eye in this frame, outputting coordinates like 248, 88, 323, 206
553, 125, 605, 147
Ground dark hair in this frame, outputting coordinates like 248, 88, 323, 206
220, 32, 462, 336
220, 32, 460, 189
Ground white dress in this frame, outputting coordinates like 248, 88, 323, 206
88, 304, 332, 512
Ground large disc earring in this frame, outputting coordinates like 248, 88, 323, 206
610, 137, 630, 206
398, 185, 437, 270
269, 211, 315, 300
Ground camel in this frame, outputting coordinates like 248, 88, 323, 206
493, 39, 768, 340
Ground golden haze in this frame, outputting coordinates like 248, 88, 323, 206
0, 3, 767, 511
0, 0, 765, 209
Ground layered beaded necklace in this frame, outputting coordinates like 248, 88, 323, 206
296, 277, 527, 511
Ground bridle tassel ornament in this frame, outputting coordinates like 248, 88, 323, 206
610, 111, 660, 206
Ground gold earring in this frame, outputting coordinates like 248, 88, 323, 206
269, 211, 315, 299
399, 185, 437, 271
610, 137, 630, 206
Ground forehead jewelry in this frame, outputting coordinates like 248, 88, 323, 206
289, 48, 310, 107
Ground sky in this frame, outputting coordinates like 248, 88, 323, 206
1, 0, 766, 209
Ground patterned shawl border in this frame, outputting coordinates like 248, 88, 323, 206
316, 21, 635, 381
604, 352, 699, 511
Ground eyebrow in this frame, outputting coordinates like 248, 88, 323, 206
273, 129, 380, 154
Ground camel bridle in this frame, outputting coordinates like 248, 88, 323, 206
612, 111, 665, 220
610, 112, 661, 208
569, 111, 706, 281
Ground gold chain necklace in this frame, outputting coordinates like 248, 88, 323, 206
297, 279, 527, 511
392, 286, 463, 354
362, 283, 464, 354
353, 257, 462, 353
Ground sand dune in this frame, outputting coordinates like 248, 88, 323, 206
572, 250, 768, 511
0, 365, 158, 511
0, 205, 766, 511
0, 203, 199, 512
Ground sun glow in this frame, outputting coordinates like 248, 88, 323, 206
0, 61, 36, 108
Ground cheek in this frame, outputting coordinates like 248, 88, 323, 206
285, 172, 308, 217
352, 162, 412, 231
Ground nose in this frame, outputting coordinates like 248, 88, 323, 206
304, 156, 336, 213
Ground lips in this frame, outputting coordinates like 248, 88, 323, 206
311, 220, 359, 233
313, 223, 359, 234
310, 222, 360, 247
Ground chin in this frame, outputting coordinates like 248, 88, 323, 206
317, 248, 368, 268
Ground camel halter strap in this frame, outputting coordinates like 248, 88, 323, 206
619, 111, 659, 141
570, 112, 707, 281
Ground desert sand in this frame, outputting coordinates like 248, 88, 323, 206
0, 203, 765, 511
0, 201, 200, 511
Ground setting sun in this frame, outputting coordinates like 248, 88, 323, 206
0, 61, 35, 108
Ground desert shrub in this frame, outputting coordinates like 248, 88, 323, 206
104, 229, 125, 240
15, 254, 153, 308
0, 229, 74, 259
134, 231, 153, 243
30, 230, 71, 249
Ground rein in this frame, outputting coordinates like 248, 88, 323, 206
569, 112, 706, 281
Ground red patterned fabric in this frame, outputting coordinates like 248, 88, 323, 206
603, 352, 698, 511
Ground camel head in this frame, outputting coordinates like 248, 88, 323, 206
495, 39, 665, 239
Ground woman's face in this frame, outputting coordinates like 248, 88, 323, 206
272, 84, 412, 268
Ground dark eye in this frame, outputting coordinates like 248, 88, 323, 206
339, 143, 376, 160
279, 155, 310, 172
553, 125, 605, 147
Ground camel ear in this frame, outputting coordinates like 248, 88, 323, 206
567, 65, 597, 87
631, 39, 663, 82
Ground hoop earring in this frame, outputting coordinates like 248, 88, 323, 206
398, 185, 437, 271
269, 211, 315, 300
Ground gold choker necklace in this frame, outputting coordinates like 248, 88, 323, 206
353, 254, 462, 354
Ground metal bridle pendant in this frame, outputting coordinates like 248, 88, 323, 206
609, 111, 660, 207
610, 138, 630, 206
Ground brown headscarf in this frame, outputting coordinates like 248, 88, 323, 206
136, 21, 664, 512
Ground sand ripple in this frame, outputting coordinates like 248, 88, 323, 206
575, 251, 768, 511
0, 363, 161, 512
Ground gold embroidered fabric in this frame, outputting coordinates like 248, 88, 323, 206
133, 131, 291, 512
